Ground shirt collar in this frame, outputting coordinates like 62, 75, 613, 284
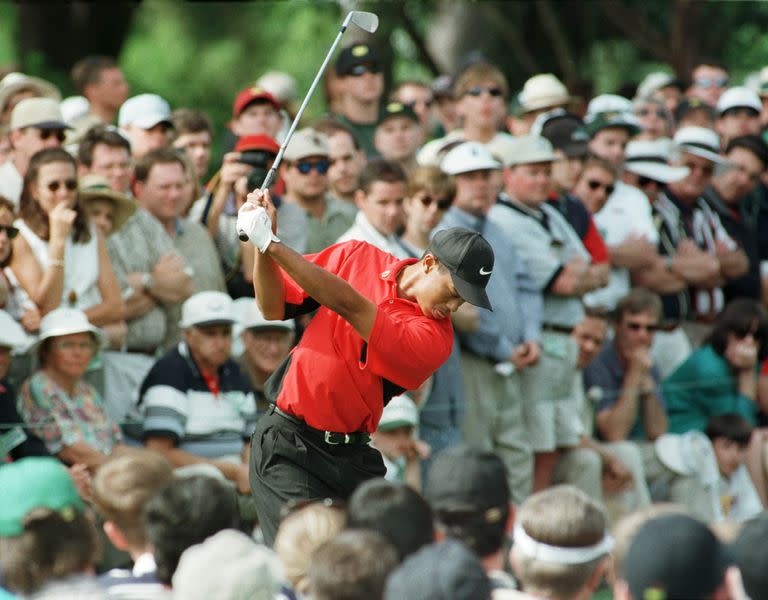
380, 257, 419, 300
132, 552, 157, 577
354, 211, 400, 248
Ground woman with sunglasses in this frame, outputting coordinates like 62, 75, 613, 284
9, 148, 123, 326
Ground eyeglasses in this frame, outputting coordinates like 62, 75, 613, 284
683, 162, 714, 177
0, 224, 18, 238
53, 340, 96, 352
466, 86, 504, 98
419, 194, 452, 210
294, 160, 330, 175
625, 322, 659, 333
636, 108, 667, 119
638, 176, 662, 187
46, 178, 77, 193
586, 180, 615, 196
694, 77, 729, 89
38, 129, 67, 143
349, 64, 381, 77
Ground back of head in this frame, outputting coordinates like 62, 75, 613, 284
90, 449, 174, 550
347, 478, 434, 561
511, 485, 609, 600
731, 513, 768, 600
705, 413, 753, 445
384, 540, 491, 600
308, 529, 399, 600
142, 475, 240, 584
71, 55, 117, 95
623, 514, 730, 600
172, 529, 285, 600
425, 446, 510, 558
273, 501, 347, 595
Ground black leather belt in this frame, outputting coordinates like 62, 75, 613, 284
271, 405, 371, 446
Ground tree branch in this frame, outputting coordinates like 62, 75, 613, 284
397, 3, 442, 76
478, 3, 540, 75
534, 0, 578, 85
597, 0, 669, 62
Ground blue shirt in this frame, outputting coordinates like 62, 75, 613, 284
436, 206, 542, 362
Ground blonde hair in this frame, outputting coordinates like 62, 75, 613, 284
407, 165, 455, 199
273, 502, 346, 595
512, 485, 608, 600
454, 63, 509, 100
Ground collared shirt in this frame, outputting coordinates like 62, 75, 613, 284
493, 194, 589, 328
19, 371, 122, 455
337, 211, 410, 259
172, 217, 226, 294
107, 208, 179, 352
583, 339, 665, 441
139, 342, 257, 458
0, 160, 22, 207
269, 241, 453, 433
547, 192, 610, 264
305, 194, 357, 254
437, 206, 542, 362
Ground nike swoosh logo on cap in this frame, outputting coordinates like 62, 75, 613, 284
479, 267, 492, 275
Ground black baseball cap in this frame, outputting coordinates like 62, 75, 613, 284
377, 101, 419, 127
425, 446, 509, 521
335, 43, 381, 76
429, 228, 494, 311
539, 111, 589, 158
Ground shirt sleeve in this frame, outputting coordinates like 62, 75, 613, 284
18, 376, 65, 454
363, 304, 453, 391
583, 217, 610, 264
140, 360, 189, 444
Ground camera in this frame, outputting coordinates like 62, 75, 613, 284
238, 150, 276, 191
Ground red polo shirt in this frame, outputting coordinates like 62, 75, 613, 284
273, 241, 453, 433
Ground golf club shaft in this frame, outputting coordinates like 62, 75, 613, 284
238, 20, 352, 241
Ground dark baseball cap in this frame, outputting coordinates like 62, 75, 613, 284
624, 514, 732, 600
730, 514, 768, 600
674, 98, 717, 124
425, 446, 509, 521
383, 540, 491, 600
429, 228, 494, 311
537, 111, 589, 158
377, 101, 419, 127
335, 43, 381, 76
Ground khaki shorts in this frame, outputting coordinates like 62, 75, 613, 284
519, 331, 584, 453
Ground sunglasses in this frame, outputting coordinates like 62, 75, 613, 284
46, 178, 77, 193
419, 194, 452, 210
694, 77, 729, 89
466, 86, 504, 98
349, 64, 381, 77
294, 160, 330, 175
636, 108, 667, 119
683, 162, 714, 177
732, 323, 762, 339
0, 224, 18, 238
38, 129, 67, 142
626, 322, 659, 333
587, 180, 615, 196
638, 176, 662, 187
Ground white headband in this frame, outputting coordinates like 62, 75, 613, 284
513, 524, 613, 565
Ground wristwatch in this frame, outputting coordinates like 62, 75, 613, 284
142, 272, 153, 292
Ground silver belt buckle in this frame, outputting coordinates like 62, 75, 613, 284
324, 431, 351, 445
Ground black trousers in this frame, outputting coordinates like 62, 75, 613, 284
249, 408, 386, 546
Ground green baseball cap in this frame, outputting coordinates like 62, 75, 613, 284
0, 457, 84, 537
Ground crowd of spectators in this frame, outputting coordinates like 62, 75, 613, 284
2, 41, 768, 599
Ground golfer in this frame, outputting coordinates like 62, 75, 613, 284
237, 188, 494, 544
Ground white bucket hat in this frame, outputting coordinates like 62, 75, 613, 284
673, 126, 726, 164
440, 141, 501, 175
716, 86, 761, 116
180, 291, 236, 330
504, 135, 558, 166
0, 310, 27, 349
518, 74, 571, 114
29, 307, 104, 354
623, 138, 690, 183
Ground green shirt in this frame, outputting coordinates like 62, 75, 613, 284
663, 344, 758, 433
304, 194, 357, 254
332, 114, 378, 158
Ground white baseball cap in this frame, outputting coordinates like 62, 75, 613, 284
283, 128, 328, 161
232, 297, 294, 333
60, 95, 90, 123
716, 86, 761, 116
0, 310, 27, 349
440, 141, 501, 175
504, 135, 558, 166
585, 94, 634, 118
29, 307, 104, 354
118, 93, 172, 130
377, 394, 419, 432
517, 73, 571, 114
673, 126, 725, 164
624, 138, 690, 184
636, 71, 678, 99
180, 291, 236, 329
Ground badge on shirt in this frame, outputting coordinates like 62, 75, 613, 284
542, 335, 568, 359
0, 426, 27, 459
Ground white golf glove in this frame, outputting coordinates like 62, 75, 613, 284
237, 205, 280, 253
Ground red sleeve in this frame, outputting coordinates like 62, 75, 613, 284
280, 240, 366, 305
583, 217, 610, 264
362, 302, 453, 390
761, 357, 768, 376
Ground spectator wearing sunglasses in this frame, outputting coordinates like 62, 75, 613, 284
0, 97, 70, 207
332, 43, 384, 158
703, 135, 768, 304
633, 95, 673, 141
687, 60, 730, 108
279, 128, 356, 254
337, 159, 408, 259
716, 87, 763, 147
10, 148, 123, 336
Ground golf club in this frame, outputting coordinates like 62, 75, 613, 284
238, 10, 379, 241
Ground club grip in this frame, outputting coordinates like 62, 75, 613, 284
238, 229, 249, 242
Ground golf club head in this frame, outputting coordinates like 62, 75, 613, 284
349, 11, 378, 33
